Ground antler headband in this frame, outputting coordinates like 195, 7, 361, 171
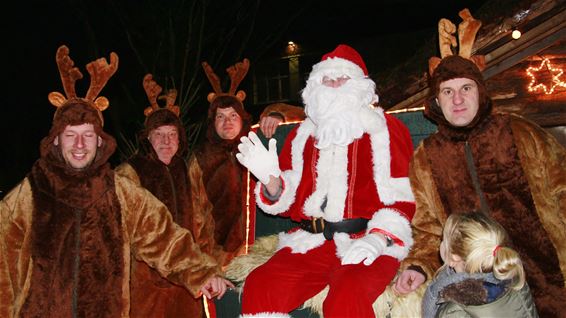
201, 58, 250, 103
428, 8, 485, 76
142, 74, 180, 117
48, 45, 119, 125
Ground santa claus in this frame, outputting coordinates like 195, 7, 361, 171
236, 44, 416, 317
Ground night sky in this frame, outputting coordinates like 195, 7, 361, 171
1, 0, 488, 196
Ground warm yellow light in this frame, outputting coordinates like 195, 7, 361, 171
512, 30, 522, 39
526, 58, 566, 95
286, 41, 298, 55
386, 106, 425, 114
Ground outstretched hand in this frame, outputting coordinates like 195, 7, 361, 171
200, 276, 235, 300
236, 131, 281, 184
393, 269, 426, 295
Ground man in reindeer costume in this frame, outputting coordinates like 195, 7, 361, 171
0, 46, 232, 317
116, 74, 219, 318
235, 44, 415, 317
394, 9, 566, 317
190, 59, 302, 268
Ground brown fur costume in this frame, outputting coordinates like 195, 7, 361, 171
0, 47, 222, 318
192, 94, 252, 256
23, 46, 122, 317
403, 10, 566, 317
189, 60, 254, 261
25, 101, 123, 317
115, 74, 215, 318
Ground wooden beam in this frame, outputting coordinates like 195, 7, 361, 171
525, 111, 566, 127
483, 12, 566, 79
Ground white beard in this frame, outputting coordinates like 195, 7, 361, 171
302, 76, 377, 149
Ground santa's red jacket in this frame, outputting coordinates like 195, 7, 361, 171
256, 106, 416, 260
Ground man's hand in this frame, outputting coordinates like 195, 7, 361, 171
341, 234, 386, 266
393, 269, 426, 295
259, 115, 283, 138
236, 131, 281, 184
200, 276, 235, 300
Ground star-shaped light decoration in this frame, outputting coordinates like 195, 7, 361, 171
526, 58, 566, 95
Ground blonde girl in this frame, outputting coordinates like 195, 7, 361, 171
422, 212, 538, 317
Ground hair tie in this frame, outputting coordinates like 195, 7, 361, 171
493, 245, 501, 256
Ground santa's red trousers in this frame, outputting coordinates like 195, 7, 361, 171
241, 239, 399, 317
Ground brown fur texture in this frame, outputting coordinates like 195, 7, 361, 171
405, 113, 566, 317
440, 279, 487, 306
22, 105, 124, 316
1, 165, 222, 318
118, 153, 205, 318
192, 96, 253, 256
426, 114, 565, 314
193, 140, 248, 254
115, 85, 212, 317
226, 235, 425, 318
25, 163, 123, 317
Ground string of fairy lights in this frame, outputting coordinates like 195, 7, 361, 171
527, 58, 566, 95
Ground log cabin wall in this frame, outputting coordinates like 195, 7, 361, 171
489, 49, 565, 127
382, 0, 566, 147
488, 43, 565, 147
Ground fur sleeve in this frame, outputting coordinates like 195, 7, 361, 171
114, 162, 141, 185
115, 175, 221, 297
0, 179, 34, 318
400, 144, 445, 278
511, 116, 566, 279
186, 156, 235, 267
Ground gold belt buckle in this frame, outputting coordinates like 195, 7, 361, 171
312, 217, 325, 233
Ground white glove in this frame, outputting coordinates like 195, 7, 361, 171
236, 131, 281, 184
341, 234, 386, 266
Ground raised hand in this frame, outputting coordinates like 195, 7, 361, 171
236, 131, 281, 184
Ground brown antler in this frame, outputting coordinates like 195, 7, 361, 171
160, 89, 180, 116
202, 59, 250, 103
457, 8, 482, 59
55, 45, 83, 99
85, 52, 119, 101
227, 58, 250, 95
143, 74, 180, 117
143, 74, 162, 115
163, 89, 177, 107
438, 18, 457, 59
429, 8, 485, 75
202, 61, 223, 94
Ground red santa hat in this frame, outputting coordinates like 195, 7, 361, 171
318, 44, 368, 77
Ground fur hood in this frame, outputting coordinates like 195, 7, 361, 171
39, 101, 116, 174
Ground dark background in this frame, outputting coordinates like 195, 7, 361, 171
0, 0, 489, 197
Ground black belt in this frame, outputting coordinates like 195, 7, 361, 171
299, 217, 369, 240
